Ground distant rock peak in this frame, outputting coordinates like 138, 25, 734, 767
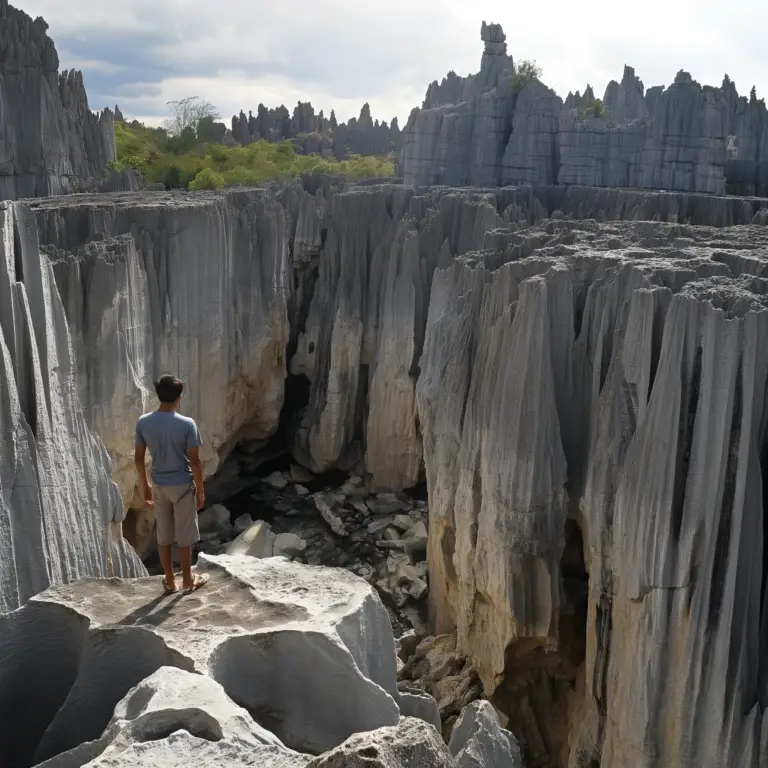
481, 21, 507, 54
399, 28, 768, 197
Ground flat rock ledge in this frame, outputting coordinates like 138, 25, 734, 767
0, 554, 517, 768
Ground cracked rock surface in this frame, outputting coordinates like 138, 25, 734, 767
8, 178, 768, 766
23, 179, 768, 548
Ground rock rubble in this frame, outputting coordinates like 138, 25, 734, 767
188, 468, 431, 639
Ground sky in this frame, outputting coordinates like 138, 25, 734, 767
15, 0, 768, 128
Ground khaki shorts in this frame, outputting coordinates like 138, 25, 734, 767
153, 483, 199, 547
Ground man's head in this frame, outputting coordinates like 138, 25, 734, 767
155, 375, 184, 406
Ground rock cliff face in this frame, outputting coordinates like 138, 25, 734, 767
24, 182, 768, 525
400, 22, 768, 197
416, 213, 768, 766
11, 180, 768, 767
0, 200, 145, 614
0, 1, 116, 200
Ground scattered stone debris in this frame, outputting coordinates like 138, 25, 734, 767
398, 634, 485, 741
192, 467, 430, 638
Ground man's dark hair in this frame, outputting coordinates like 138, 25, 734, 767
155, 375, 184, 404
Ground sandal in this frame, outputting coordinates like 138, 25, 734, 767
163, 580, 179, 595
183, 573, 209, 593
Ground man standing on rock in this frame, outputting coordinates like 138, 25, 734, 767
134, 375, 209, 594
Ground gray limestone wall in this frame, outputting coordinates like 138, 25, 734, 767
0, 200, 145, 613
400, 24, 768, 198
0, 0, 116, 201
6, 179, 768, 766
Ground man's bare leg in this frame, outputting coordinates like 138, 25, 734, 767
179, 546, 208, 592
178, 546, 193, 588
158, 544, 177, 591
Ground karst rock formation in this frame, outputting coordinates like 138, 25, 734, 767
399, 21, 768, 198
4, 179, 768, 767
231, 101, 402, 159
3, 4, 768, 767
0, 1, 116, 200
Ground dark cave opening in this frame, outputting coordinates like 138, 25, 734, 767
493, 517, 589, 768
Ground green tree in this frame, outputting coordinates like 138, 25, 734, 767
189, 168, 225, 191
509, 59, 543, 94
197, 116, 227, 143
164, 126, 197, 154
579, 91, 607, 119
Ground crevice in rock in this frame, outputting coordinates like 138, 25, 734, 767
707, 359, 741, 637
12, 214, 23, 282
137, 715, 222, 744
492, 518, 589, 768
671, 346, 702, 545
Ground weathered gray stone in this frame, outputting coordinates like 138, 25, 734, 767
234, 513, 254, 534
0, 555, 438, 765
416, 215, 768, 765
199, 504, 233, 537
273, 532, 308, 559
307, 718, 455, 767
227, 521, 276, 558
12, 178, 768, 767
0, 1, 115, 200
263, 471, 290, 490
449, 701, 522, 768
34, 187, 292, 553
0, 201, 145, 614
313, 492, 349, 537
502, 80, 562, 186
36, 666, 305, 767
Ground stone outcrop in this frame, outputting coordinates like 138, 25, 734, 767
0, 201, 145, 613
0, 554, 453, 767
416, 213, 768, 765
399, 23, 514, 187
400, 22, 768, 197
449, 701, 523, 768
232, 101, 401, 160
0, 1, 116, 200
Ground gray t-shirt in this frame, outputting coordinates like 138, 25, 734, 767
135, 411, 203, 486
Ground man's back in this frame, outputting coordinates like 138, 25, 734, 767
135, 411, 202, 486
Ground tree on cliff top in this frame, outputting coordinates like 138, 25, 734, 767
164, 96, 220, 136
509, 59, 542, 94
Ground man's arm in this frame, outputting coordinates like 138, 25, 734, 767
188, 446, 205, 510
186, 420, 205, 510
134, 443, 153, 507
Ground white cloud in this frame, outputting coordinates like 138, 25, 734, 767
14, 0, 768, 124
